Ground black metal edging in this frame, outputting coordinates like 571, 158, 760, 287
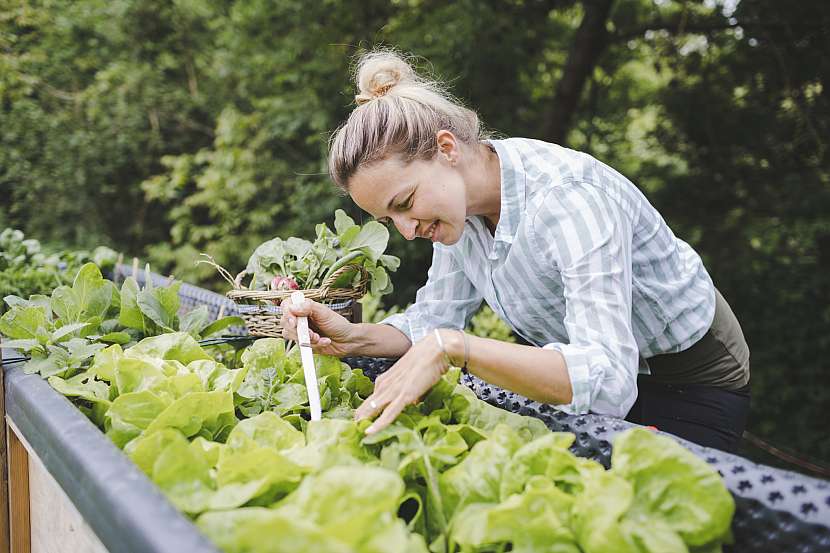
3, 365, 220, 553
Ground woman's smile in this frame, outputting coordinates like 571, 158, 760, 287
423, 220, 439, 241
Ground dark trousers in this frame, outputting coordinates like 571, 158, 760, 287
625, 377, 751, 453
623, 289, 751, 453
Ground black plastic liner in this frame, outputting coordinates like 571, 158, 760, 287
344, 356, 830, 553
3, 366, 220, 553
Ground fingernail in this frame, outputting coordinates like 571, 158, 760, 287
365, 425, 376, 435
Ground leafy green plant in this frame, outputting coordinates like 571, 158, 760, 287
117, 265, 243, 340
10, 319, 736, 553
234, 338, 372, 421
0, 262, 242, 378
0, 263, 119, 378
240, 210, 400, 297
0, 228, 118, 313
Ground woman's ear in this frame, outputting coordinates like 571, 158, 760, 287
435, 130, 459, 165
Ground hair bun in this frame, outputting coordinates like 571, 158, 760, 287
354, 51, 414, 105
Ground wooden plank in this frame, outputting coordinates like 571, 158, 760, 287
1, 340, 11, 553
28, 450, 108, 553
5, 421, 109, 553
7, 426, 30, 553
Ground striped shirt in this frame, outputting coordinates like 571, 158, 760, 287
380, 138, 716, 418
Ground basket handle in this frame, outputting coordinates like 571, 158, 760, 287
319, 264, 369, 296
196, 254, 242, 289
234, 270, 249, 290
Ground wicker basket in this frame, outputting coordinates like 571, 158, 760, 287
225, 264, 369, 337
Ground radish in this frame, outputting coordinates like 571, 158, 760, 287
270, 275, 299, 291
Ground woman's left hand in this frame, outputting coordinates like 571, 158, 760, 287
354, 332, 449, 434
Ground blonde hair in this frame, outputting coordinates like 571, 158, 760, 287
328, 50, 486, 192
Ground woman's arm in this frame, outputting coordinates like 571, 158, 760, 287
282, 244, 481, 359
442, 331, 573, 405
349, 324, 573, 403
353, 241, 483, 356
354, 328, 573, 435
527, 181, 641, 417
348, 322, 413, 358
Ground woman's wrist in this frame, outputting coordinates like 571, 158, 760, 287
437, 329, 467, 369
341, 322, 363, 356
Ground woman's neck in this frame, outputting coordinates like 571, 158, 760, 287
463, 142, 502, 232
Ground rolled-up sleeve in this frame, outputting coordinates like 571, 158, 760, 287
380, 243, 483, 345
530, 182, 640, 418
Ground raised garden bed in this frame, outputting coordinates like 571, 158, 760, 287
2, 267, 828, 552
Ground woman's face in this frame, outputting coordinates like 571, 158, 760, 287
348, 152, 467, 245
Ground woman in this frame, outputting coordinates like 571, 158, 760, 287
282, 50, 751, 452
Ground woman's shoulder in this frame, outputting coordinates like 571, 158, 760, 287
493, 136, 591, 162
493, 137, 597, 187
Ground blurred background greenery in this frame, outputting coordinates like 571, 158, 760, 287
2, 0, 828, 468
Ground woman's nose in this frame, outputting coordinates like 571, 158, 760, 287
394, 217, 418, 241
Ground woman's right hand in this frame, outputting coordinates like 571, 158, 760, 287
280, 297, 358, 357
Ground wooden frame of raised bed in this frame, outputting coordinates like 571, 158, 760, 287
1, 342, 219, 553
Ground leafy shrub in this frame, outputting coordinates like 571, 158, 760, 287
0, 228, 118, 313
467, 305, 517, 343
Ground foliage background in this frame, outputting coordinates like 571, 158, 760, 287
2, 0, 828, 467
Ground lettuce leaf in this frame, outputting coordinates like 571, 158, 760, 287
450, 477, 580, 553
610, 428, 735, 548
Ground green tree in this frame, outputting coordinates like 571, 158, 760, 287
640, 0, 830, 464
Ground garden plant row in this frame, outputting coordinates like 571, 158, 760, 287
0, 262, 738, 553
0, 227, 118, 314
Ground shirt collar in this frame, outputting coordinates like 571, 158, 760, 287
485, 139, 527, 260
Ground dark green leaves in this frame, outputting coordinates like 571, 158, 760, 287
136, 279, 182, 333
120, 275, 241, 339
